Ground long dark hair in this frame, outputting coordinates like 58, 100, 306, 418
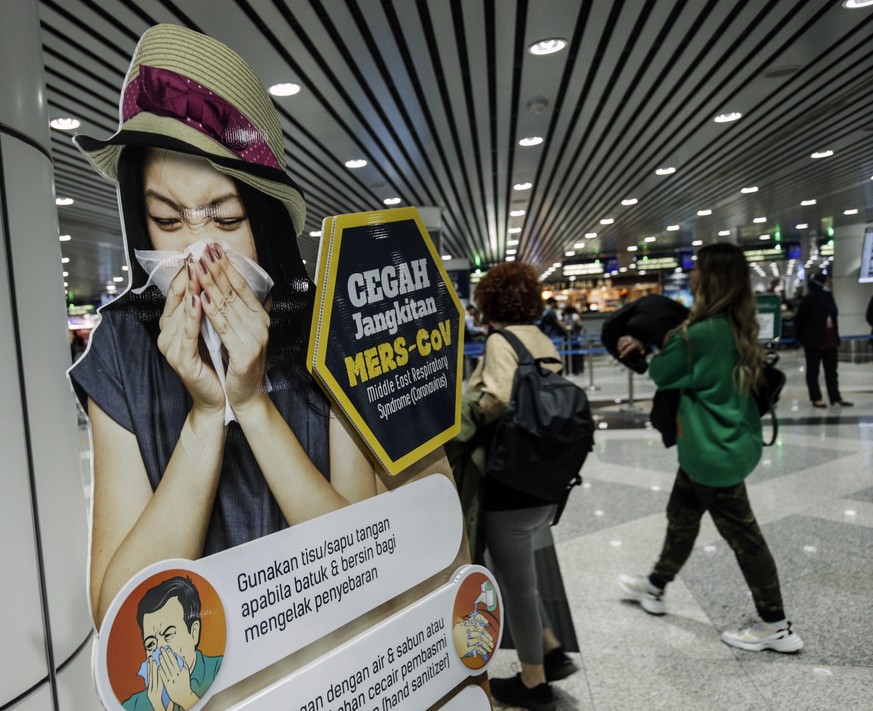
114, 146, 324, 406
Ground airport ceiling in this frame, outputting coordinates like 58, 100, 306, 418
41, 0, 873, 304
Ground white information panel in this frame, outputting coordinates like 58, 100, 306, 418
93, 475, 472, 709
235, 564, 502, 710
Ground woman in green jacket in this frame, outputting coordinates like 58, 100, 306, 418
616, 242, 802, 653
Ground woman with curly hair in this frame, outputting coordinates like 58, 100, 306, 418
465, 262, 576, 711
617, 242, 803, 653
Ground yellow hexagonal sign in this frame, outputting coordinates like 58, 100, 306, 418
308, 208, 464, 474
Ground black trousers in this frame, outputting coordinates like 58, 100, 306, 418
650, 468, 786, 623
803, 346, 841, 403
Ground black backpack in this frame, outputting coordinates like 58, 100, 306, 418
486, 329, 595, 522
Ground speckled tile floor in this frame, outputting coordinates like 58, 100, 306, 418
487, 349, 873, 711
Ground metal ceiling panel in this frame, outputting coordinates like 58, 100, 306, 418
37, 0, 873, 303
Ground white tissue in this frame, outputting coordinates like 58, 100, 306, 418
133, 240, 275, 424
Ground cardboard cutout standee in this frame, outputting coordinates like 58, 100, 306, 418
67, 23, 497, 709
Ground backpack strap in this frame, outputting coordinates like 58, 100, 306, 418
491, 328, 563, 373
490, 328, 534, 364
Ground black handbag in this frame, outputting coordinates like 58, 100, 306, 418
755, 351, 786, 446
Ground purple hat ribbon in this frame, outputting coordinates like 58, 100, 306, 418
122, 65, 281, 170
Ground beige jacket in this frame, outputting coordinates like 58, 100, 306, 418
466, 324, 562, 425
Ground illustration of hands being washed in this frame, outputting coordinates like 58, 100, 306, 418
452, 581, 498, 661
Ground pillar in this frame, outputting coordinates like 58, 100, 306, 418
0, 0, 95, 708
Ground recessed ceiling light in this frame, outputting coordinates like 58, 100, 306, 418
506, 255, 516, 261
59, 234, 71, 242
644, 236, 656, 243
442, 254, 453, 260
810, 150, 834, 159
55, 197, 74, 206
345, 159, 368, 169
113, 276, 124, 282
519, 136, 543, 147
510, 209, 526, 217
760, 234, 771, 240
714, 112, 742, 123
513, 182, 532, 191
600, 217, 614, 225
565, 251, 575, 257
383, 197, 401, 205
753, 217, 767, 223
843, 1, 873, 8
508, 239, 519, 246
800, 199, 816, 206
309, 230, 322, 237
844, 208, 859, 215
627, 246, 638, 252
63, 281, 68, 288
621, 198, 638, 206
50, 117, 80, 130
528, 38, 567, 55
62, 271, 69, 277
269, 82, 301, 96
506, 249, 518, 256
655, 166, 676, 176
740, 186, 758, 194
666, 224, 680, 231
508, 227, 522, 234
585, 232, 597, 239
61, 257, 70, 263
619, 267, 628, 273
697, 209, 712, 216
796, 223, 809, 229
122, 265, 128, 271
718, 230, 731, 236
692, 240, 703, 246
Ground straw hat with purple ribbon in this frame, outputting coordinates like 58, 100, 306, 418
74, 23, 306, 236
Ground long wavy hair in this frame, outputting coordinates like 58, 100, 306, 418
670, 242, 763, 393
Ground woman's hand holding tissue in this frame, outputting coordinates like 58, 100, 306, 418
157, 258, 225, 414
194, 242, 271, 413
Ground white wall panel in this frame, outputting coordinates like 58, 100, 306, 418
8, 685, 52, 711
3, 136, 92, 661
56, 638, 102, 711
0, 136, 50, 708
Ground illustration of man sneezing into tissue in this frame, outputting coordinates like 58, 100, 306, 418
122, 576, 222, 711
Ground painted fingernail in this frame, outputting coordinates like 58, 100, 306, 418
198, 257, 208, 274
213, 243, 223, 259
202, 290, 211, 305
191, 294, 196, 307
207, 244, 217, 262
187, 263, 193, 279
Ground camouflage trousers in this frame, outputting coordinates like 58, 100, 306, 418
650, 468, 785, 623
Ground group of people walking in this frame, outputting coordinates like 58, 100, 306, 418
461, 243, 822, 711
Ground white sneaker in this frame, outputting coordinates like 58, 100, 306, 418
618, 574, 666, 615
721, 620, 803, 653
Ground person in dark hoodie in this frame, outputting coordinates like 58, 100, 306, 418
793, 271, 852, 408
